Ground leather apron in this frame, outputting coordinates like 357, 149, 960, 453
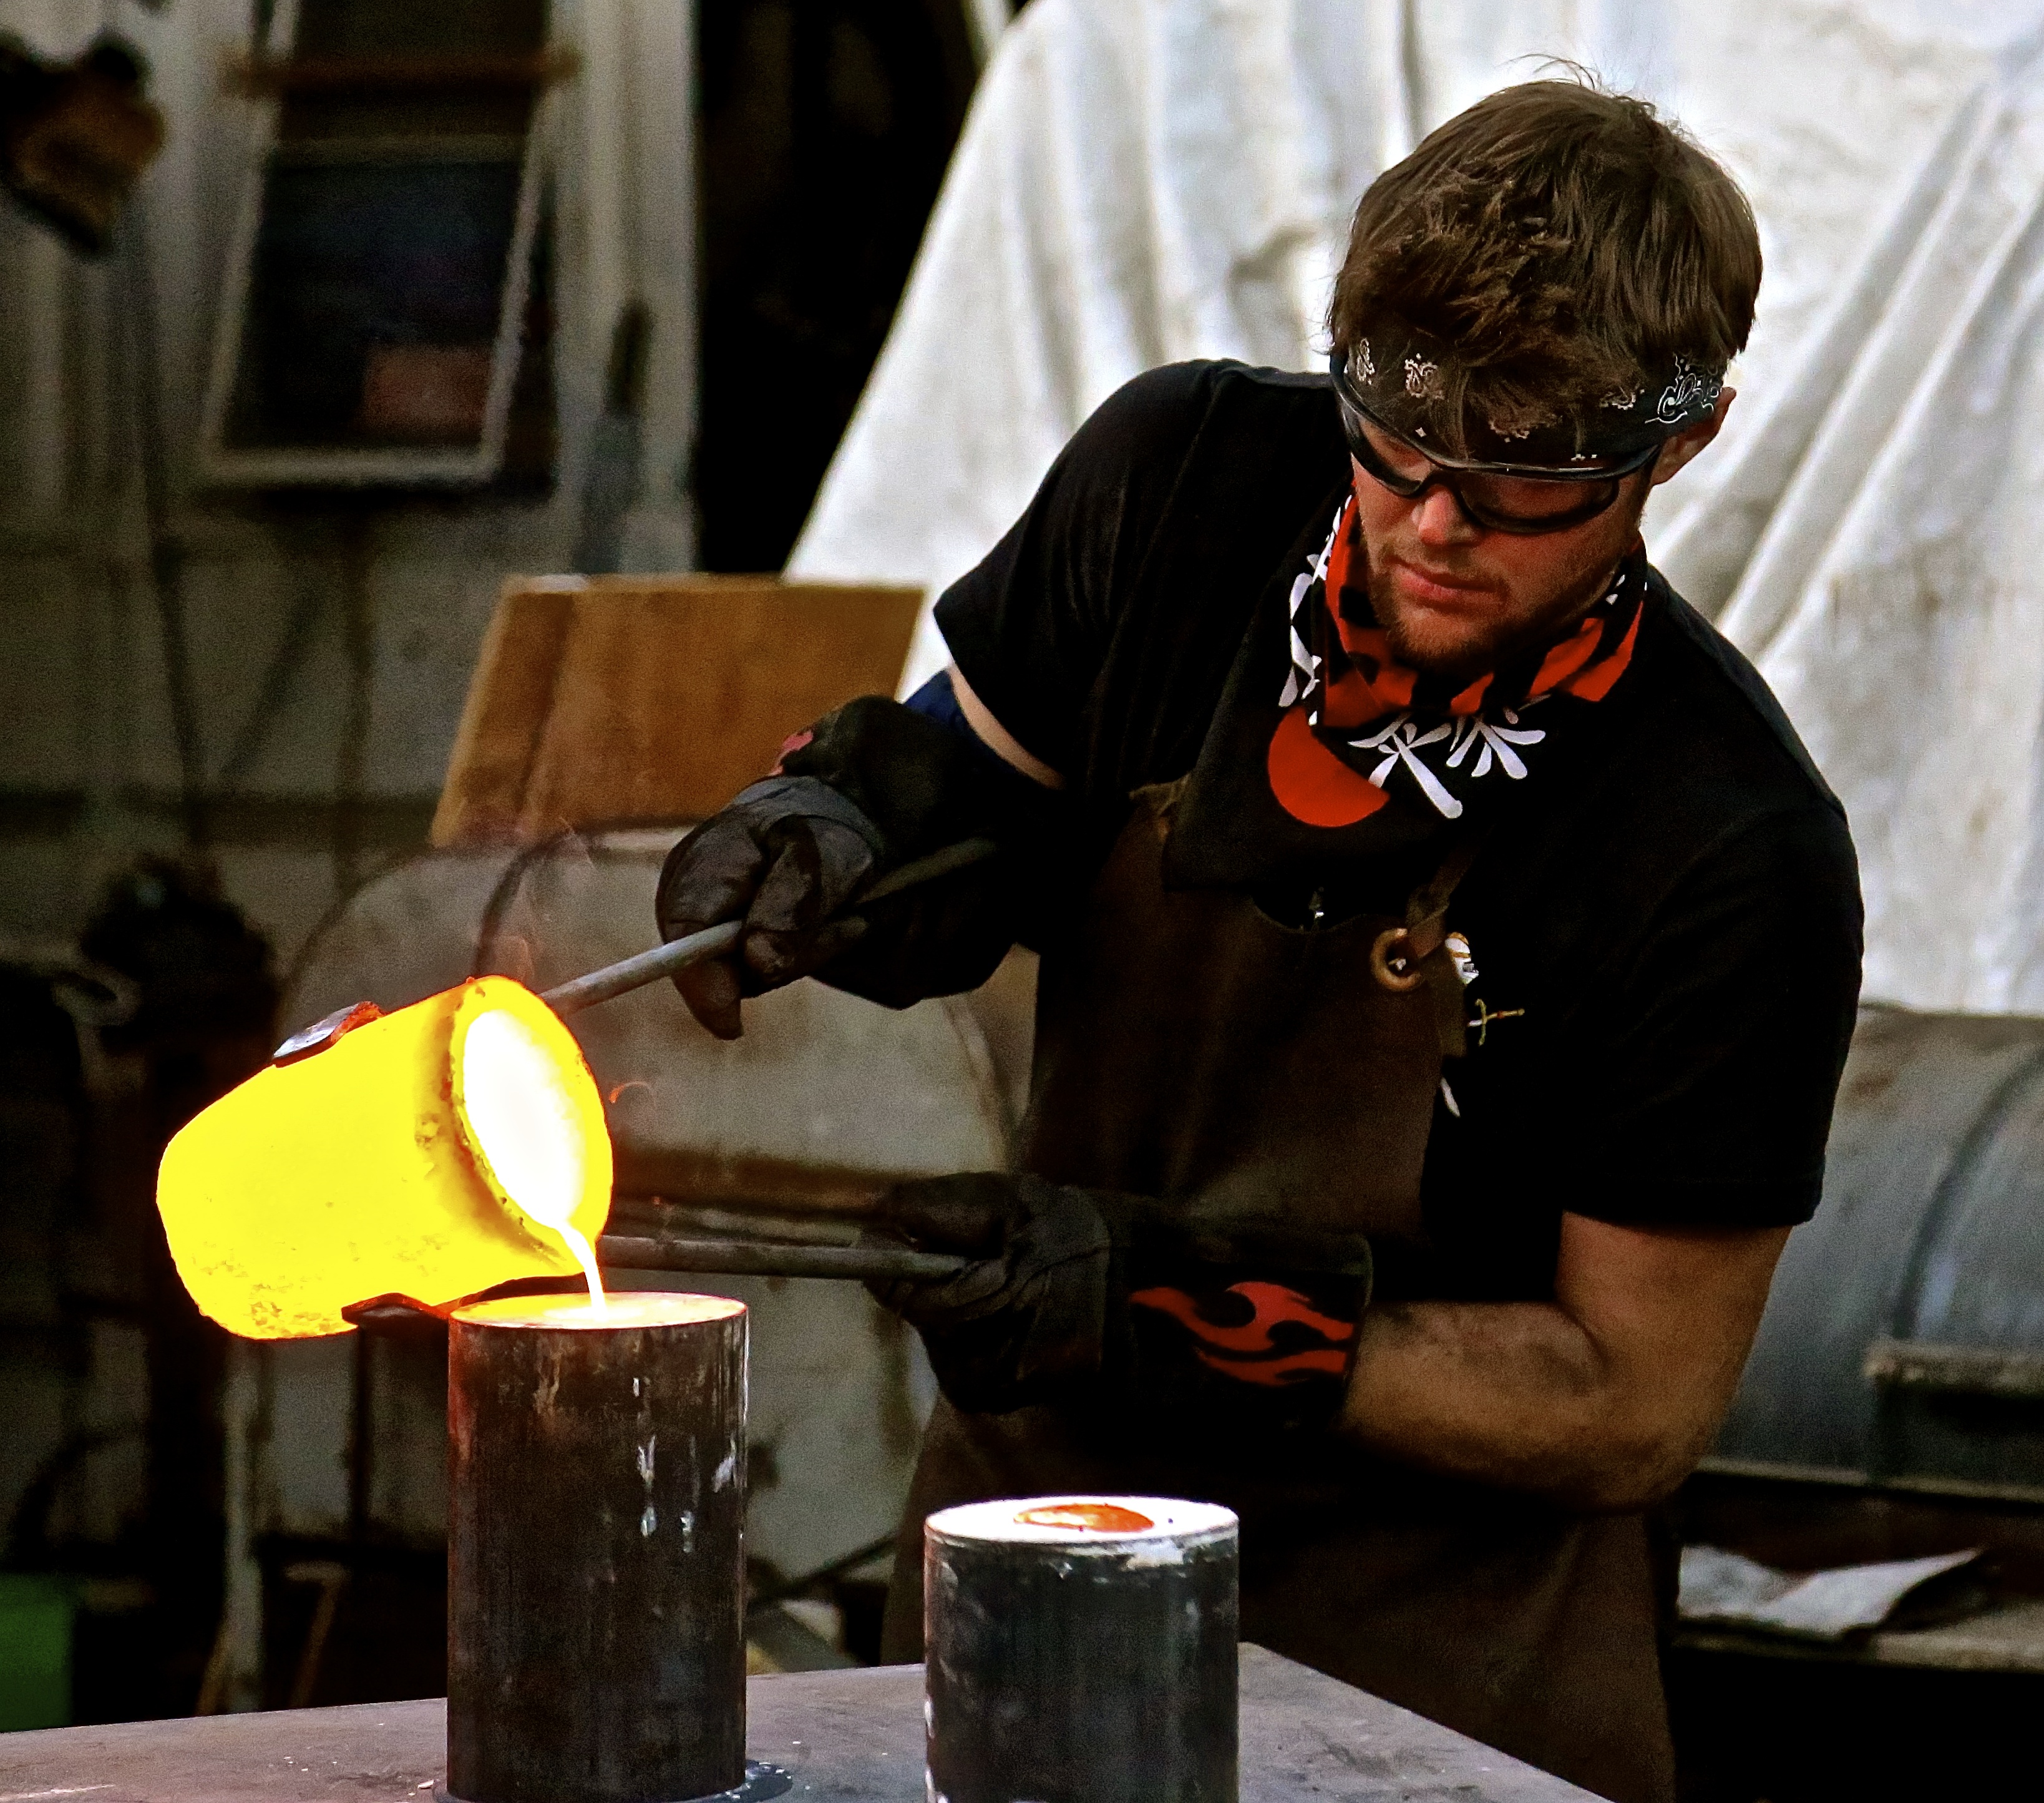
881, 792, 1677, 1803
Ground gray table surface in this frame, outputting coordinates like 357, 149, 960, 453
0, 1645, 1597, 1801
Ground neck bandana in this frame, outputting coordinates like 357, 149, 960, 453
1265, 495, 1645, 832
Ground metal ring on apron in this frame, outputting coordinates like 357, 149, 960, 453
1370, 927, 1427, 993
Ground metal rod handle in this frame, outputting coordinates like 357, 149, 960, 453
597, 1231, 965, 1284
541, 921, 742, 1017
540, 834, 1000, 1016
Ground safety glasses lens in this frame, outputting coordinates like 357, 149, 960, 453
1350, 413, 1432, 489
1340, 402, 1626, 535
1458, 473, 1621, 530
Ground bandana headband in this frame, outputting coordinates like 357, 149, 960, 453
1338, 313, 1725, 471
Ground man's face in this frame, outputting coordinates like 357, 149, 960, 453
1347, 392, 1733, 680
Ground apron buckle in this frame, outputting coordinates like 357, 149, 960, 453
1370, 926, 1428, 992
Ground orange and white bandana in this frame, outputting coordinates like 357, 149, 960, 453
1267, 496, 1643, 830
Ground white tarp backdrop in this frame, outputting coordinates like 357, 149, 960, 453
789, 0, 2044, 1014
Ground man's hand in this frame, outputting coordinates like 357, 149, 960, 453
654, 776, 882, 1039
1340, 1213, 1789, 1510
655, 695, 1058, 1035
863, 1173, 1116, 1415
867, 1173, 1373, 1433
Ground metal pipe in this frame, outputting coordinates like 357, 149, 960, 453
598, 1231, 965, 1284
540, 836, 999, 1016
446, 1292, 758, 1803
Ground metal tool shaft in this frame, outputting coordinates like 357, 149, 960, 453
540, 834, 999, 1015
598, 1231, 965, 1284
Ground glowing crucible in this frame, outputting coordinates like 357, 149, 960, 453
155, 975, 612, 1339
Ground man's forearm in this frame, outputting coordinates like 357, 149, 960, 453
1339, 1298, 1691, 1510
1336, 1215, 1789, 1512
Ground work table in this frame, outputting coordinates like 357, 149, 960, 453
0, 1646, 1595, 1801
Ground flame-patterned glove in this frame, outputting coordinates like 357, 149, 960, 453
864, 1173, 1373, 1437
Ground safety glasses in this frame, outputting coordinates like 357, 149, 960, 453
1329, 351, 1660, 537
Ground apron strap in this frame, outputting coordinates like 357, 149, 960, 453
1404, 838, 1481, 951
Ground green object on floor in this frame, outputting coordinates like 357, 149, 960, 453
0, 1575, 73, 1731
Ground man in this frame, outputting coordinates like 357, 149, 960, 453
658, 79, 1861, 1803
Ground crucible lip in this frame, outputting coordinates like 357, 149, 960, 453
447, 977, 612, 1250
451, 1291, 746, 1331
929, 1494, 1237, 1546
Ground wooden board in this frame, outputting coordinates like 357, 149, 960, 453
430, 575, 922, 847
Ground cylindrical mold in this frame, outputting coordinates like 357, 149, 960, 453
448, 1292, 748, 1803
925, 1495, 1239, 1803
157, 974, 612, 1337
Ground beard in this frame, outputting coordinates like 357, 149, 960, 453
1361, 530, 1640, 682
1368, 568, 1510, 678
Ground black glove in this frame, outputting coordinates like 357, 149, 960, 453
862, 1173, 1114, 1415
655, 774, 882, 1038
655, 696, 1059, 1037
865, 1173, 1373, 1437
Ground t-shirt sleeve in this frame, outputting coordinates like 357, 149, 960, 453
933, 363, 1222, 779
1565, 803, 1864, 1229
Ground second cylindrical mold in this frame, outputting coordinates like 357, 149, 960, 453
924, 1494, 1240, 1803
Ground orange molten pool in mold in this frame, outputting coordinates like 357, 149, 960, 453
453, 1292, 744, 1332
1014, 1503, 1157, 1533
155, 975, 612, 1340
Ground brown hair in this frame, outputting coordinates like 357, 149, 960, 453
1329, 77, 1760, 433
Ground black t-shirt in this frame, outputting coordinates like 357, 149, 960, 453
934, 360, 1863, 1273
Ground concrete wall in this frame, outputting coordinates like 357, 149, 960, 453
0, 0, 698, 967
0, 484, 567, 965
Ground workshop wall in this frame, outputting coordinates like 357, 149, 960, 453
0, 0, 694, 972
0, 0, 983, 978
